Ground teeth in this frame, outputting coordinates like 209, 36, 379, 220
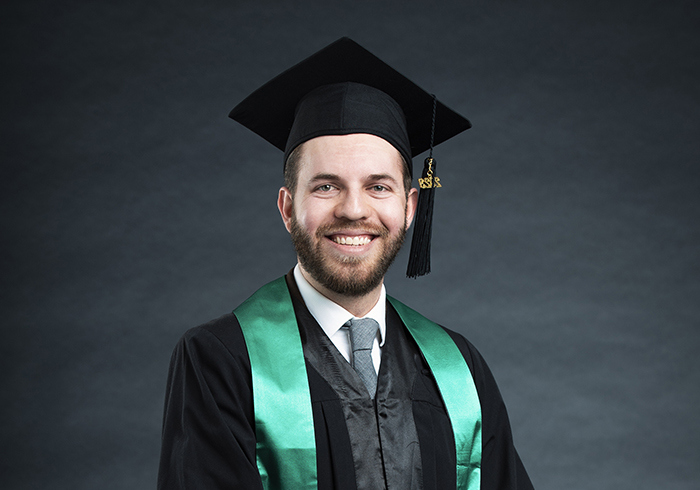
333, 236, 371, 246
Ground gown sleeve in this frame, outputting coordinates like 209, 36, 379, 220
157, 314, 263, 490
446, 330, 535, 490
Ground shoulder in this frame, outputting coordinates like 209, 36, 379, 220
386, 296, 487, 373
387, 297, 496, 387
440, 326, 484, 370
175, 312, 250, 365
439, 325, 499, 386
166, 313, 254, 403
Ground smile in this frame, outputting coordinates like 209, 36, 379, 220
330, 235, 373, 246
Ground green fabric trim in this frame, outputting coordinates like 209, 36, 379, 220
234, 277, 482, 490
234, 277, 317, 490
387, 296, 482, 490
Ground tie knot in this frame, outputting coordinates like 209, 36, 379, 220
348, 317, 379, 354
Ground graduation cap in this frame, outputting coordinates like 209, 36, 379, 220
229, 37, 471, 277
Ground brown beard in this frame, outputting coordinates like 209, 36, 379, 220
290, 215, 407, 297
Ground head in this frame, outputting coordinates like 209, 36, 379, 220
231, 38, 472, 282
278, 133, 418, 297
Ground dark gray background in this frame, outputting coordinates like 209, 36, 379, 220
2, 1, 698, 489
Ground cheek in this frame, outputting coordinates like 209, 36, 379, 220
378, 202, 409, 231
294, 200, 328, 232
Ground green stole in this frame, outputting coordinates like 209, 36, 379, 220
234, 277, 482, 490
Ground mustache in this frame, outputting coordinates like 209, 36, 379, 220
315, 220, 390, 239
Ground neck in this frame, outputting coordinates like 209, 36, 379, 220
298, 265, 383, 317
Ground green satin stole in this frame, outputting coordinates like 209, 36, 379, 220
234, 277, 482, 490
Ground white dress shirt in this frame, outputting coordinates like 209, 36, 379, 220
294, 264, 386, 374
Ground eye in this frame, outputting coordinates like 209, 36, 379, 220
316, 184, 334, 192
371, 184, 387, 192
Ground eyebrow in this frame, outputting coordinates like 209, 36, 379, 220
367, 173, 398, 184
309, 173, 340, 183
308, 173, 400, 185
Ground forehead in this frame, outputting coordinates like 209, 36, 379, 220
296, 133, 405, 179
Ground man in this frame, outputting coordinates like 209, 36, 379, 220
158, 38, 534, 490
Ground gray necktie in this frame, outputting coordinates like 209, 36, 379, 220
348, 317, 379, 398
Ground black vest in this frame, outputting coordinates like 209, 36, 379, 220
299, 303, 451, 490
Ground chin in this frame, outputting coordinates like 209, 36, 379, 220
315, 259, 385, 297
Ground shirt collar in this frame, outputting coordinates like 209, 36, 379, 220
293, 264, 386, 346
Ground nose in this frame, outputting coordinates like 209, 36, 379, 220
335, 187, 369, 221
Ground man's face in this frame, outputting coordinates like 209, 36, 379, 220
278, 133, 418, 297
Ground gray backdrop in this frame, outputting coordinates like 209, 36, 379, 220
2, 1, 698, 489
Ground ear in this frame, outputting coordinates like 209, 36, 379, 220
404, 187, 419, 228
277, 186, 294, 233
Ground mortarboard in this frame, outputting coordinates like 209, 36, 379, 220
229, 37, 471, 277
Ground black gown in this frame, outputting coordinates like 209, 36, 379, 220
158, 272, 534, 489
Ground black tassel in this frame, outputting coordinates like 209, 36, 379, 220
406, 157, 440, 278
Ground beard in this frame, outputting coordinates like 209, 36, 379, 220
290, 214, 407, 297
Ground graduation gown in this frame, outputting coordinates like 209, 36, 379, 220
158, 272, 534, 489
